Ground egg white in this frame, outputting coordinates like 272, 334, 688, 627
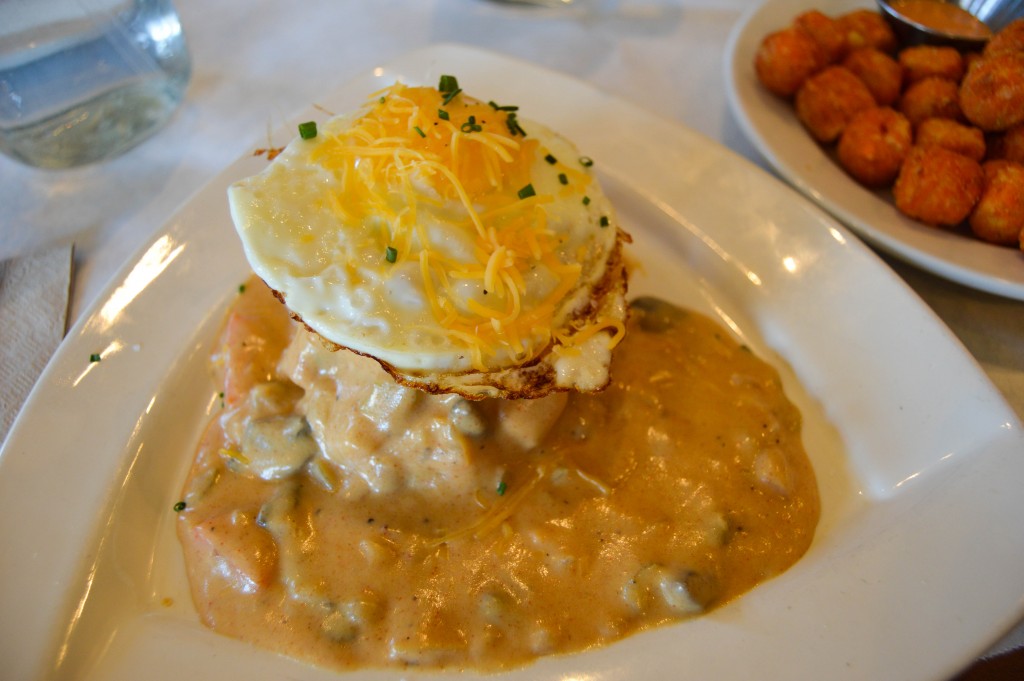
228, 84, 624, 392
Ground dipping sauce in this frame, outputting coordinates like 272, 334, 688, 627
888, 0, 992, 38
176, 278, 820, 671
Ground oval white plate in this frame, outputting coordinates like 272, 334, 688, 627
724, 0, 1024, 300
2, 44, 1023, 681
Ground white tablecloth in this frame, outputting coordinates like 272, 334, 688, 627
1, 0, 1022, 677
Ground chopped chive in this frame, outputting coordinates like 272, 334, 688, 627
438, 74, 459, 93
89, 353, 101, 363
298, 121, 318, 140
517, 184, 536, 200
460, 115, 482, 133
506, 112, 526, 137
442, 87, 462, 106
579, 156, 594, 167
545, 154, 558, 165
600, 215, 610, 228
413, 125, 426, 138
558, 173, 568, 185
488, 100, 519, 112
385, 246, 398, 263
438, 108, 450, 121
173, 501, 186, 512
496, 481, 507, 496
582, 195, 591, 206
238, 283, 246, 293
379, 96, 386, 104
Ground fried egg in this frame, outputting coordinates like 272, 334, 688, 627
228, 78, 629, 399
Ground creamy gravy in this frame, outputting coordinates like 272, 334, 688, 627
176, 278, 819, 670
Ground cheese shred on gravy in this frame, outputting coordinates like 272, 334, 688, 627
177, 277, 820, 671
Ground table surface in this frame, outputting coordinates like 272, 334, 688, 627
1, 0, 1022, 678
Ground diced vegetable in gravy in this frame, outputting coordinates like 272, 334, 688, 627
176, 277, 820, 671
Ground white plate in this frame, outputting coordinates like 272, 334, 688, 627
3, 44, 1024, 681
724, 0, 1024, 301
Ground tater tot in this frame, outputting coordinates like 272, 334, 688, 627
842, 48, 903, 106
898, 46, 965, 85
960, 53, 1024, 131
893, 146, 984, 226
969, 160, 1024, 245
837, 9, 898, 53
755, 27, 828, 97
915, 118, 986, 161
899, 77, 962, 127
795, 66, 877, 143
795, 10, 847, 63
837, 107, 912, 186
984, 18, 1024, 58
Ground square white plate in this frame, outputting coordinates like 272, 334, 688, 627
3, 44, 1023, 681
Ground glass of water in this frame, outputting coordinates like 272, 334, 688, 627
0, 0, 191, 169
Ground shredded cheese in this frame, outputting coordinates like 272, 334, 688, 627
306, 83, 601, 371
219, 448, 251, 465
431, 467, 545, 546
554, 317, 627, 350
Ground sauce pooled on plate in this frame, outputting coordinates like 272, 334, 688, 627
176, 278, 820, 670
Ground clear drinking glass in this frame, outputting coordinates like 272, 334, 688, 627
0, 0, 191, 169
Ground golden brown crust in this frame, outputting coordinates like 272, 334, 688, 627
794, 10, 847, 63
837, 9, 898, 54
893, 145, 984, 226
960, 53, 1024, 131
842, 48, 902, 107
267, 228, 632, 401
795, 66, 877, 143
837, 107, 912, 187
984, 19, 1024, 58
899, 77, 962, 128
899, 46, 965, 86
969, 160, 1024, 245
755, 27, 828, 98
915, 118, 986, 161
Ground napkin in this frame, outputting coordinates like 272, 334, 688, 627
0, 244, 74, 445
